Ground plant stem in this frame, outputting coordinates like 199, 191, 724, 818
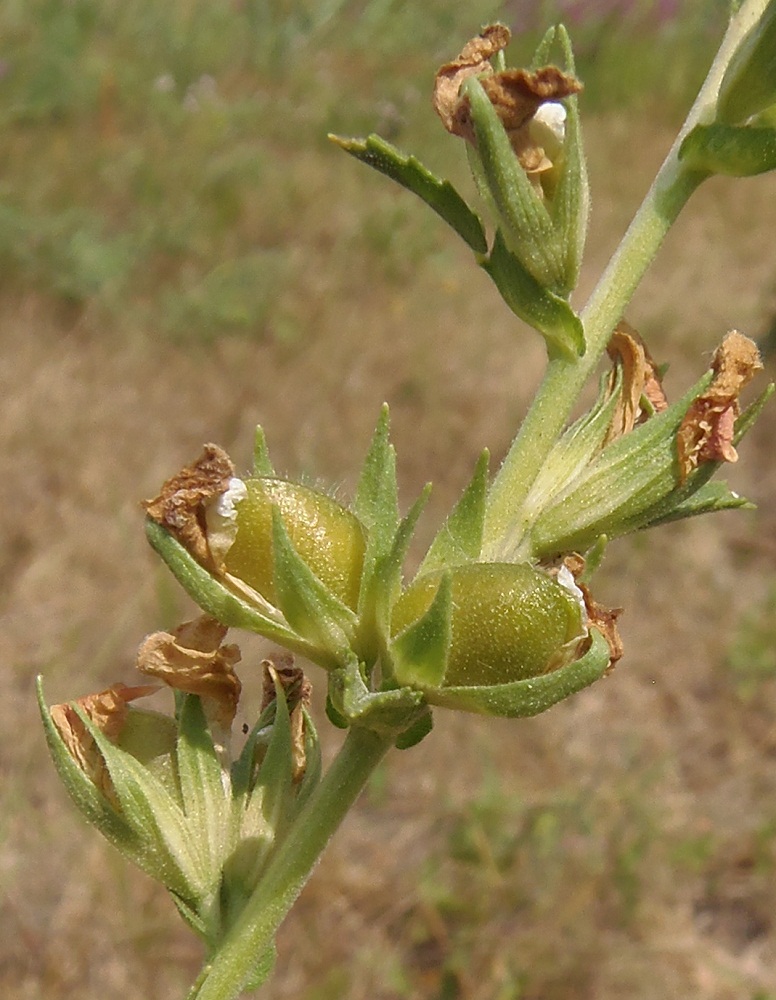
186, 725, 395, 1000
482, 0, 771, 558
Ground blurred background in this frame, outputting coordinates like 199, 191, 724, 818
2, 1, 776, 997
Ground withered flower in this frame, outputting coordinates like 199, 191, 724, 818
51, 682, 158, 801
677, 331, 763, 480
261, 652, 312, 783
137, 615, 242, 732
433, 24, 582, 194
605, 320, 668, 444
142, 444, 236, 567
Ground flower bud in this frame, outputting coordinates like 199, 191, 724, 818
221, 478, 366, 611
393, 562, 585, 687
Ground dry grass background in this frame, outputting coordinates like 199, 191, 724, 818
2, 5, 776, 999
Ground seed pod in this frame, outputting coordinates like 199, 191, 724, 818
223, 479, 366, 610
393, 562, 584, 687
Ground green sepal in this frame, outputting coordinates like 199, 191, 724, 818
579, 535, 608, 581
170, 891, 209, 939
354, 405, 399, 575
423, 628, 611, 717
245, 676, 294, 844
145, 519, 323, 666
679, 123, 776, 176
38, 676, 138, 860
329, 133, 488, 254
391, 571, 452, 689
480, 231, 585, 358
253, 425, 274, 476
176, 695, 227, 881
353, 406, 400, 659
550, 25, 588, 293
325, 694, 349, 729
394, 708, 434, 750
527, 371, 714, 558
244, 945, 277, 992
72, 702, 207, 900
499, 371, 620, 558
326, 656, 427, 735
717, 0, 776, 124
364, 485, 432, 676
115, 707, 179, 798
531, 25, 557, 67
223, 680, 294, 912
418, 450, 488, 574
464, 76, 563, 291
270, 507, 358, 667
639, 479, 752, 529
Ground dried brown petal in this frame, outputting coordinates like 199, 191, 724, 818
433, 24, 511, 135
137, 615, 242, 729
261, 654, 312, 782
605, 321, 668, 444
677, 331, 763, 481
480, 67, 582, 132
142, 444, 235, 566
51, 683, 158, 801
561, 556, 623, 669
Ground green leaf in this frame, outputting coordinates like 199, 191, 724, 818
270, 507, 358, 666
419, 450, 489, 574
330, 133, 488, 254
145, 519, 323, 665
464, 76, 563, 290
680, 123, 776, 176
253, 425, 274, 476
480, 230, 585, 358
427, 629, 611, 717
391, 570, 452, 689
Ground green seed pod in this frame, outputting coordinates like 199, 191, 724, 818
393, 562, 584, 687
224, 479, 366, 610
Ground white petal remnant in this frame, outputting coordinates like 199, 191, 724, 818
206, 476, 248, 566
142, 444, 236, 566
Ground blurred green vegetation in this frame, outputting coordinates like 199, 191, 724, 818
0, 0, 727, 341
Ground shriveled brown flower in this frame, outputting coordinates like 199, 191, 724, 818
143, 444, 235, 566
433, 24, 581, 189
261, 653, 312, 783
605, 320, 668, 444
432, 24, 511, 135
51, 683, 158, 802
137, 615, 242, 730
676, 331, 763, 481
